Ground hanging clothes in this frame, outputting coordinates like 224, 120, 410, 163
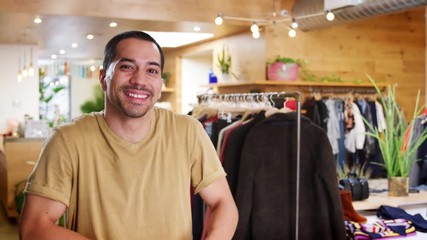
302, 96, 329, 131
232, 112, 345, 240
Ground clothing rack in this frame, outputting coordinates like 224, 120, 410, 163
197, 91, 302, 240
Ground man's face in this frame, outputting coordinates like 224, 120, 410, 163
100, 38, 163, 118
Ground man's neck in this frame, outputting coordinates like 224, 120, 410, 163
104, 109, 153, 143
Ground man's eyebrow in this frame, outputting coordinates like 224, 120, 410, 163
147, 61, 161, 69
117, 57, 135, 63
117, 58, 161, 69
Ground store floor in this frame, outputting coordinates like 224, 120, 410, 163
0, 206, 19, 240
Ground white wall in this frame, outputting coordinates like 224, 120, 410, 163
181, 53, 212, 114
0, 44, 39, 132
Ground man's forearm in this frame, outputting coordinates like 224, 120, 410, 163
205, 200, 238, 240
20, 224, 91, 240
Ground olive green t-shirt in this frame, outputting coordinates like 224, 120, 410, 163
25, 108, 225, 239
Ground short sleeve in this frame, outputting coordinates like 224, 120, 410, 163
24, 129, 74, 206
189, 119, 226, 193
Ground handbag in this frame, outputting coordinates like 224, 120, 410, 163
339, 172, 369, 201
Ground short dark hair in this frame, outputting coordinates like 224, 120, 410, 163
103, 31, 165, 72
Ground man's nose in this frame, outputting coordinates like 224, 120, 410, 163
129, 69, 148, 85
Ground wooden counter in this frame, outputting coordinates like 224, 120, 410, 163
0, 137, 44, 218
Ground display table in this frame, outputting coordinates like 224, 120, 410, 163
353, 191, 427, 211
352, 183, 427, 239
0, 137, 44, 218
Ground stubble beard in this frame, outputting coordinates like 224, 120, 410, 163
118, 100, 153, 118
116, 86, 156, 118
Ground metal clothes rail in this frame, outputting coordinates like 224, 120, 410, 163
197, 91, 302, 240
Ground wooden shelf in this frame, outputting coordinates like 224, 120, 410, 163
204, 80, 388, 88
161, 87, 175, 93
203, 80, 388, 95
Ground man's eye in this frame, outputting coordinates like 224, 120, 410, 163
148, 69, 159, 74
120, 65, 134, 70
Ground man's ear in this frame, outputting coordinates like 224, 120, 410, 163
99, 69, 107, 91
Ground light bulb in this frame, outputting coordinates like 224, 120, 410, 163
22, 67, 28, 78
252, 31, 260, 39
215, 14, 223, 25
288, 29, 296, 38
250, 23, 259, 33
291, 19, 298, 29
34, 17, 42, 24
326, 10, 335, 21
29, 64, 35, 77
17, 73, 23, 82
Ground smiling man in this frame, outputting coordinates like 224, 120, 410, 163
19, 31, 238, 240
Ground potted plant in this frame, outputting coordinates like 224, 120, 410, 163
162, 72, 170, 87
364, 75, 427, 196
217, 45, 237, 82
267, 55, 305, 81
80, 85, 105, 113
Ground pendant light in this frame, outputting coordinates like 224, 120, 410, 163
28, 48, 35, 77
17, 57, 23, 82
22, 52, 28, 78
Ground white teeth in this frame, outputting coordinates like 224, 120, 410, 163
127, 92, 148, 99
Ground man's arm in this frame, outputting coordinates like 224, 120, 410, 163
19, 194, 90, 240
199, 176, 238, 240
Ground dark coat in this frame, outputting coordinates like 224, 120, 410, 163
233, 112, 346, 240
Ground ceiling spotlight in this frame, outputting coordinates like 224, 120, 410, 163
291, 18, 298, 29
86, 34, 94, 40
59, 49, 66, 55
109, 22, 117, 28
288, 29, 296, 38
34, 17, 42, 24
51, 54, 57, 59
71, 43, 78, 48
326, 10, 335, 21
193, 26, 201, 32
250, 22, 259, 33
90, 65, 96, 72
215, 14, 223, 25
252, 31, 260, 39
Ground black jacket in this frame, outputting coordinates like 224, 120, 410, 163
233, 112, 345, 240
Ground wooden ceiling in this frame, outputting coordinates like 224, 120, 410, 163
0, 0, 291, 60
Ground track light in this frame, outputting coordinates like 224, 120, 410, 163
291, 18, 298, 29
326, 10, 335, 21
215, 0, 293, 40
215, 14, 223, 25
252, 31, 260, 39
250, 22, 259, 33
288, 29, 296, 38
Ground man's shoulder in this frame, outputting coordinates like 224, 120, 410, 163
154, 107, 199, 125
54, 112, 101, 134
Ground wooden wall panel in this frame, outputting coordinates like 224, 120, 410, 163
265, 7, 426, 120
